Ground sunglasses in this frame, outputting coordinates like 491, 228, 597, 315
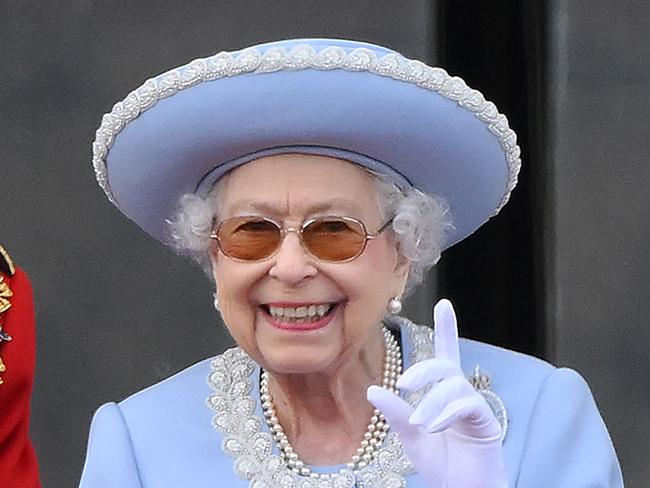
210, 215, 394, 263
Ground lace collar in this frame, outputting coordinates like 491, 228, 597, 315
206, 318, 506, 487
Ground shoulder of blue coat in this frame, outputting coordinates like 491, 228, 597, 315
396, 318, 559, 408
459, 338, 557, 393
395, 317, 557, 382
459, 338, 554, 375
89, 356, 238, 484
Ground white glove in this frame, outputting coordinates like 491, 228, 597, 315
367, 299, 507, 488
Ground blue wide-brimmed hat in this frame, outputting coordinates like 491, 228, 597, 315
92, 38, 521, 249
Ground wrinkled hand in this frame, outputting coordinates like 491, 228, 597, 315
367, 299, 507, 488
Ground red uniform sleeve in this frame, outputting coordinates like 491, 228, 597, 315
0, 265, 42, 488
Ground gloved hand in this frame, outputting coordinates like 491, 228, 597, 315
367, 299, 507, 488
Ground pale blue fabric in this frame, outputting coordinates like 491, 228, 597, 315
106, 38, 509, 249
79, 323, 623, 487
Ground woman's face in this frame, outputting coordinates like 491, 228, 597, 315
211, 154, 409, 375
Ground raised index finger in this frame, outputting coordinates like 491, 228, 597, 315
433, 299, 460, 366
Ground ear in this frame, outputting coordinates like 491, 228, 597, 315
393, 253, 411, 295
209, 246, 221, 282
209, 238, 222, 262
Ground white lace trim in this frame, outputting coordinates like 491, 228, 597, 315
206, 319, 507, 487
93, 44, 521, 210
206, 347, 414, 487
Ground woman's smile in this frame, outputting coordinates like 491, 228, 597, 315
259, 301, 341, 331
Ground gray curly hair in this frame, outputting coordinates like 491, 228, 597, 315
167, 169, 453, 294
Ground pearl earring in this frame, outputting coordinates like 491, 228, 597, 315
213, 293, 220, 312
387, 296, 402, 315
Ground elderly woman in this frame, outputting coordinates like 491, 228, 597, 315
80, 39, 623, 487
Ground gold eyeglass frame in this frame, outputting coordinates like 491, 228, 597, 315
209, 215, 394, 263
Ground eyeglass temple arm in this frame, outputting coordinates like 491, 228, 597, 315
367, 217, 395, 239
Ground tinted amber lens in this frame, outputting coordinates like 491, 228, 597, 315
216, 217, 281, 261
302, 218, 367, 261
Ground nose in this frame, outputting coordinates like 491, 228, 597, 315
268, 232, 317, 286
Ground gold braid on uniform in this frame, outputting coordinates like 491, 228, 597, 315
0, 244, 15, 385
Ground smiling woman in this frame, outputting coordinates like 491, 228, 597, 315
209, 156, 410, 384
80, 38, 623, 487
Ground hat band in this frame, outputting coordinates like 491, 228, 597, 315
194, 145, 413, 196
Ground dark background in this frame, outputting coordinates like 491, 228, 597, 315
1, 1, 648, 486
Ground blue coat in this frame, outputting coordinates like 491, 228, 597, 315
79, 320, 623, 487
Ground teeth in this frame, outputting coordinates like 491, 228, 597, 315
267, 304, 333, 322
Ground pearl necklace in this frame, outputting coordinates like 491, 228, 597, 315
260, 326, 402, 479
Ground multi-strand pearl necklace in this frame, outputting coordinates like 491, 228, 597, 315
260, 326, 402, 478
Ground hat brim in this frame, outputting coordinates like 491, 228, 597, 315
94, 39, 520, 249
